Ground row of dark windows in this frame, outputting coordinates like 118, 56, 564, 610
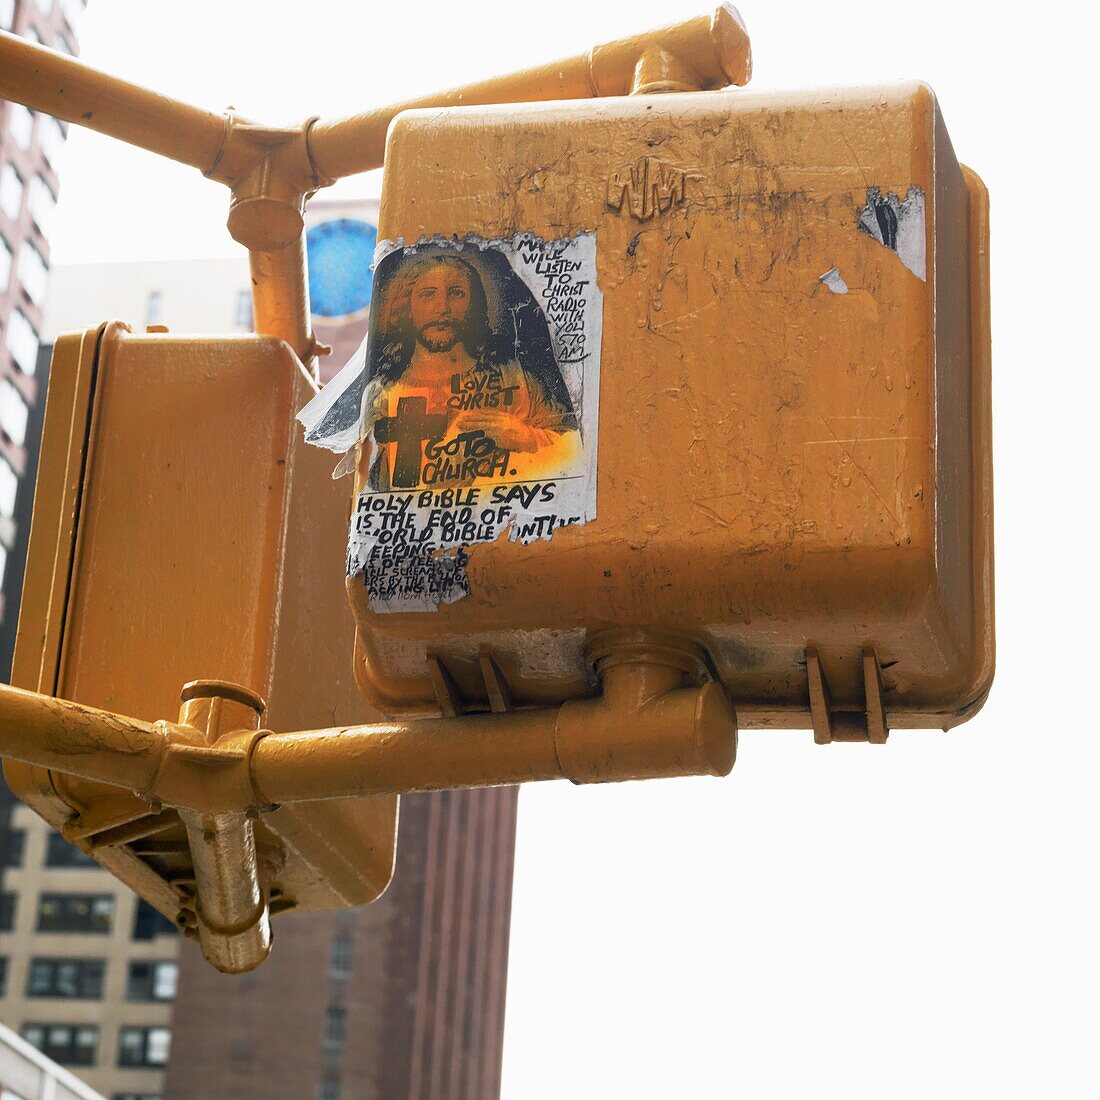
0, 891, 178, 937
20, 1022, 171, 1068
3, 829, 101, 868
318, 928, 354, 1095
0, 955, 177, 1000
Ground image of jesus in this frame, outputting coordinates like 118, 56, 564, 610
365, 253, 578, 490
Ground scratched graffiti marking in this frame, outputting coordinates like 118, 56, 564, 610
606, 156, 694, 221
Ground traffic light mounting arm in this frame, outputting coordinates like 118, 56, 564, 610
0, 7, 750, 361
0, 9, 751, 974
0, 638, 737, 972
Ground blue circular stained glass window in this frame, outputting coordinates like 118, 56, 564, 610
306, 217, 378, 321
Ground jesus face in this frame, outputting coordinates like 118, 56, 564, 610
409, 264, 473, 353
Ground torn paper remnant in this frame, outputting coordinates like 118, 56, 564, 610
858, 186, 926, 281
337, 231, 603, 612
297, 331, 375, 455
819, 267, 849, 294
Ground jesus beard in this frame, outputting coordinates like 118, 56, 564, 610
417, 321, 463, 354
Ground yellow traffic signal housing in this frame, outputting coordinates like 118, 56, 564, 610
0, 7, 993, 973
347, 82, 993, 737
5, 325, 397, 952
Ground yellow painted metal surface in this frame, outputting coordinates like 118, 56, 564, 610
349, 83, 992, 731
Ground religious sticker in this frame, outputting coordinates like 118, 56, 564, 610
298, 232, 603, 611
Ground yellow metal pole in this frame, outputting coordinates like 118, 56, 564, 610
249, 663, 737, 804
0, 654, 735, 973
174, 683, 272, 974
247, 235, 316, 369
307, 5, 751, 179
0, 681, 166, 792
0, 29, 227, 173
0, 6, 750, 187
0, 7, 751, 363
0, 654, 735, 809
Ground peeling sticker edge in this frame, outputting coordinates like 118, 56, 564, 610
858, 186, 926, 281
818, 266, 849, 294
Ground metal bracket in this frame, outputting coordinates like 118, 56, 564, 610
427, 655, 464, 717
807, 647, 889, 745
479, 654, 514, 714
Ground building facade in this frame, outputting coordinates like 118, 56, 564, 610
0, 810, 178, 1099
164, 788, 518, 1100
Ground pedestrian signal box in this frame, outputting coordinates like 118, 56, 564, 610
5, 325, 397, 955
343, 82, 992, 739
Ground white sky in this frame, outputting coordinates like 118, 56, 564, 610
39, 1, 1100, 1098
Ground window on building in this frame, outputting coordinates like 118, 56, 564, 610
0, 165, 24, 222
145, 290, 163, 327
3, 829, 24, 867
8, 104, 36, 152
26, 957, 106, 999
0, 0, 15, 31
318, 1083, 341, 1100
21, 1023, 99, 1066
40, 117, 67, 172
27, 175, 57, 235
126, 960, 178, 1002
234, 288, 252, 330
117, 1026, 171, 1068
1, 235, 12, 290
322, 1005, 347, 1053
132, 899, 178, 940
329, 934, 353, 980
0, 957, 8, 997
0, 893, 16, 932
0, 456, 18, 518
45, 831, 98, 868
5, 308, 39, 375
18, 240, 48, 306
0, 380, 29, 446
36, 893, 115, 934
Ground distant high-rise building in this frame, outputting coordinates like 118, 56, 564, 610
0, 810, 179, 1100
